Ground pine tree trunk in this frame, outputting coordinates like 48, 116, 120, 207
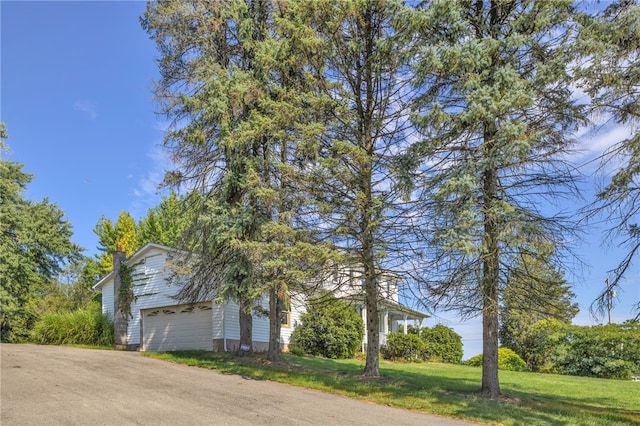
267, 286, 282, 362
481, 125, 501, 398
239, 296, 253, 356
481, 280, 501, 398
363, 222, 379, 377
360, 2, 380, 377
364, 281, 380, 376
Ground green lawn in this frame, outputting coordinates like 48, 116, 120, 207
144, 351, 640, 425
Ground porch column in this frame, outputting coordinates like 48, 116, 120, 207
403, 314, 408, 335
383, 311, 389, 335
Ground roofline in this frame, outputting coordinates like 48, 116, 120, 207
381, 299, 430, 319
91, 243, 179, 291
341, 295, 429, 319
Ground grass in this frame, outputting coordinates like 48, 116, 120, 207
144, 351, 640, 426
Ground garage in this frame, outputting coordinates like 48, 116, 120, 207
141, 303, 213, 351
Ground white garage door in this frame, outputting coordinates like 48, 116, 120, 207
141, 303, 213, 351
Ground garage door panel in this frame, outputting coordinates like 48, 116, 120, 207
142, 303, 212, 351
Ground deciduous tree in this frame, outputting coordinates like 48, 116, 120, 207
421, 324, 463, 364
0, 124, 81, 341
289, 292, 364, 359
94, 211, 137, 274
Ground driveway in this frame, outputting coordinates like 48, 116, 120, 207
1, 344, 480, 425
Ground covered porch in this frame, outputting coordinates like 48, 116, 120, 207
359, 300, 428, 351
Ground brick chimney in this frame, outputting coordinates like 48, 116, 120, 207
112, 249, 128, 348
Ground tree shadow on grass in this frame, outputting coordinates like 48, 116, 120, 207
150, 352, 640, 425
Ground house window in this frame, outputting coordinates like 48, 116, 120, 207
281, 310, 292, 328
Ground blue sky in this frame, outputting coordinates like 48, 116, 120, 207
2, 1, 638, 358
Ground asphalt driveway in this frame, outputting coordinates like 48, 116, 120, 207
1, 344, 480, 425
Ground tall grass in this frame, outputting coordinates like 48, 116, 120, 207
31, 302, 113, 346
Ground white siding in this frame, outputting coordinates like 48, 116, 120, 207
252, 296, 270, 342
98, 244, 420, 352
212, 303, 224, 340
101, 280, 114, 320
127, 247, 185, 345
281, 298, 306, 346
223, 302, 240, 340
222, 300, 293, 345
221, 301, 270, 342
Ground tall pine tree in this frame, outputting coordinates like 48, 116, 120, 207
406, 0, 587, 397
142, 0, 334, 359
577, 0, 640, 319
299, 0, 415, 376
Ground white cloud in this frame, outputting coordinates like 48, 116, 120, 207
129, 141, 174, 217
575, 122, 633, 174
73, 100, 98, 119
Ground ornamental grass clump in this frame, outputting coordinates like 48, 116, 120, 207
31, 302, 113, 346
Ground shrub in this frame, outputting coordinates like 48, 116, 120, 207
382, 332, 424, 361
498, 347, 529, 371
421, 324, 463, 364
289, 346, 304, 357
519, 319, 640, 379
520, 318, 570, 372
554, 321, 640, 380
289, 292, 363, 359
30, 302, 113, 346
466, 347, 529, 371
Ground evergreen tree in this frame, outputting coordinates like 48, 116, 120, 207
406, 0, 587, 397
142, 0, 334, 359
577, 0, 640, 319
137, 191, 192, 248
0, 124, 81, 341
499, 250, 579, 356
299, 0, 415, 377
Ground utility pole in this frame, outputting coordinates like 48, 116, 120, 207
606, 277, 613, 324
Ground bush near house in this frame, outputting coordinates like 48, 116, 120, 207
382, 324, 463, 363
289, 293, 363, 359
382, 332, 423, 361
30, 301, 113, 346
421, 324, 463, 363
466, 348, 529, 372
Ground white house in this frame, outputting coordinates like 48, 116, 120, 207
92, 243, 427, 352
